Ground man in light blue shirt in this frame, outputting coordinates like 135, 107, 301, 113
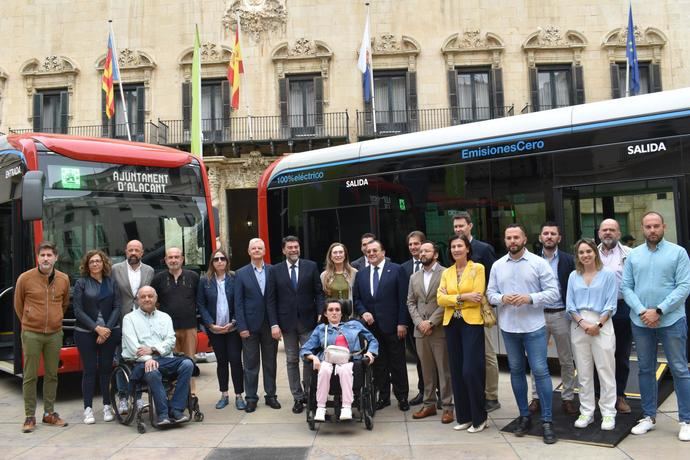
487, 223, 560, 444
122, 286, 193, 426
622, 211, 690, 441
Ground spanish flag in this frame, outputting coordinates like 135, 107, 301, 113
228, 27, 244, 110
101, 32, 119, 119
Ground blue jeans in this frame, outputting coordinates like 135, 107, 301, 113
632, 318, 690, 422
502, 327, 553, 422
130, 356, 194, 421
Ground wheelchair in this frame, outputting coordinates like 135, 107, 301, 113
304, 340, 376, 431
108, 355, 204, 433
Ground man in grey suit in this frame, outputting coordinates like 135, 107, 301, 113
111, 239, 154, 414
407, 241, 454, 424
111, 240, 155, 322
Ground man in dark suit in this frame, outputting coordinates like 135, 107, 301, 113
400, 230, 427, 406
528, 222, 578, 416
351, 232, 377, 271
453, 212, 501, 413
353, 240, 410, 411
269, 235, 324, 414
234, 238, 280, 413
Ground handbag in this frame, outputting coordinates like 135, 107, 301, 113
480, 296, 497, 328
323, 325, 350, 365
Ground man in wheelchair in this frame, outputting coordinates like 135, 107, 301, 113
121, 286, 194, 426
300, 299, 378, 422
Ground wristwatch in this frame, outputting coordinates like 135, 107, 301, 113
597, 322, 603, 329
655, 308, 663, 316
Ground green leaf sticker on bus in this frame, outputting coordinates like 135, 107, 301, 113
61, 167, 81, 189
399, 198, 406, 211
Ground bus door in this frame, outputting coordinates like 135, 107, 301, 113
302, 204, 375, 269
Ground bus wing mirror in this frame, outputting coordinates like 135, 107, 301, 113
21, 170, 45, 221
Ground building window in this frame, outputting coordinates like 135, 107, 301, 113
615, 62, 653, 97
182, 79, 229, 143
374, 73, 408, 134
536, 66, 572, 111
289, 77, 316, 136
33, 90, 68, 133
103, 85, 145, 141
456, 69, 492, 123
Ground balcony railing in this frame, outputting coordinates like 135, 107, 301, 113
521, 103, 572, 113
9, 123, 150, 143
356, 106, 514, 139
158, 112, 349, 146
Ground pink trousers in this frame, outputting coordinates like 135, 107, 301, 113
316, 361, 354, 408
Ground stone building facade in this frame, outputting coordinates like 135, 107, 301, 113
0, 0, 688, 263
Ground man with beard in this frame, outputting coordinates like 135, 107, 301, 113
406, 241, 453, 423
14, 241, 71, 433
487, 223, 560, 444
112, 239, 155, 413
622, 212, 690, 441
112, 240, 155, 322
597, 219, 633, 413
528, 223, 578, 416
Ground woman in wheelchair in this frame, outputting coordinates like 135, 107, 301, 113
300, 299, 378, 422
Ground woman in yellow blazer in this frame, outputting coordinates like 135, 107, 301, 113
437, 234, 487, 433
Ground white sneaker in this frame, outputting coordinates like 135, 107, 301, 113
679, 422, 690, 441
467, 421, 487, 433
136, 398, 145, 411
103, 405, 114, 422
117, 397, 129, 415
631, 416, 656, 435
453, 422, 472, 431
83, 407, 95, 424
574, 415, 593, 428
340, 407, 352, 420
601, 415, 616, 431
314, 407, 326, 422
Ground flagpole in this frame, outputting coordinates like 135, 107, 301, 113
108, 20, 132, 141
237, 15, 253, 140
625, 2, 630, 97
367, 3, 377, 135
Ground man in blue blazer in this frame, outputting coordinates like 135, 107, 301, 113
453, 212, 501, 413
528, 222, 578, 416
353, 240, 410, 411
269, 236, 324, 414
234, 238, 280, 413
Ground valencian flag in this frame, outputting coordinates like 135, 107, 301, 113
626, 3, 640, 96
102, 32, 120, 119
228, 27, 244, 110
191, 25, 203, 156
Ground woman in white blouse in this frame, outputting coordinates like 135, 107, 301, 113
566, 239, 618, 431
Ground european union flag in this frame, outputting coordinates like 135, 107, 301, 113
626, 5, 640, 96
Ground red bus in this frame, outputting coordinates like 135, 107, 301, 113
0, 134, 216, 376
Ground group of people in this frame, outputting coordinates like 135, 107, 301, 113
12, 210, 690, 444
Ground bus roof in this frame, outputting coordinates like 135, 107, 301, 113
268, 87, 690, 183
6, 133, 195, 168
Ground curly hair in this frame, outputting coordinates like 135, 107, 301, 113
79, 249, 112, 277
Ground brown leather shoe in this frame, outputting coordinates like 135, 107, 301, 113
561, 399, 579, 415
616, 396, 632, 414
412, 406, 437, 419
528, 398, 540, 414
42, 412, 68, 427
22, 416, 36, 433
441, 410, 454, 424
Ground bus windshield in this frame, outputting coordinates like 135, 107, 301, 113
38, 152, 211, 279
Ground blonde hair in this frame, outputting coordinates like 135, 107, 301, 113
322, 242, 355, 294
574, 239, 603, 274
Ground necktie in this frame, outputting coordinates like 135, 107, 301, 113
414, 260, 421, 273
290, 264, 297, 289
373, 266, 380, 296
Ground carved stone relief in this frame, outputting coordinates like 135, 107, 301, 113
20, 56, 80, 123
364, 34, 420, 72
95, 50, 157, 118
441, 31, 505, 69
272, 39, 332, 103
602, 26, 667, 63
178, 43, 232, 80
523, 26, 588, 67
223, 0, 287, 42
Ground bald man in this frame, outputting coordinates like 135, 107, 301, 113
111, 240, 154, 322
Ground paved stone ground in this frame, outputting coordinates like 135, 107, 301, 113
0, 346, 687, 460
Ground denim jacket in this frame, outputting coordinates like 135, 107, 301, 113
300, 320, 379, 361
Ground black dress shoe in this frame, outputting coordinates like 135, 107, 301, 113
265, 397, 282, 409
514, 415, 531, 437
409, 392, 424, 406
542, 422, 557, 444
245, 401, 257, 413
376, 399, 391, 410
398, 399, 410, 411
292, 399, 305, 414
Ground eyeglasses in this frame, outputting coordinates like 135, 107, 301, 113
89, 259, 103, 265
213, 256, 227, 262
